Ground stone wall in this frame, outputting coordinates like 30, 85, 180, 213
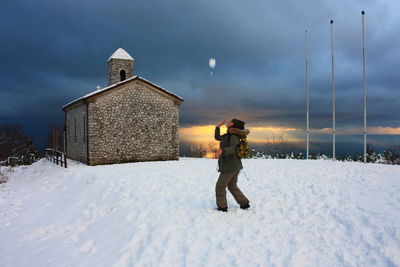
107, 58, 134, 86
65, 102, 88, 163
87, 80, 180, 165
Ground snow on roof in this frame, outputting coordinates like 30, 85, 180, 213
136, 76, 184, 101
106, 48, 134, 62
62, 76, 184, 110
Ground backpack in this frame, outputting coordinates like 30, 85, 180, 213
237, 137, 251, 159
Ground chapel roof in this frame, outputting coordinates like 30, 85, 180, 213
107, 48, 134, 62
62, 76, 184, 110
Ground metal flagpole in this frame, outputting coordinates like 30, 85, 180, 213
331, 20, 336, 160
362, 11, 367, 163
306, 30, 310, 159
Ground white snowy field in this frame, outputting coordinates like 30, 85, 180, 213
0, 158, 400, 267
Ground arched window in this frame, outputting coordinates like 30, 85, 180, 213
120, 70, 126, 81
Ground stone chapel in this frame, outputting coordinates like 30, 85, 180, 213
63, 48, 184, 165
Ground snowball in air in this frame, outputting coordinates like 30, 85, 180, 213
209, 58, 216, 69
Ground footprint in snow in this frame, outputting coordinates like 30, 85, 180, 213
79, 240, 97, 254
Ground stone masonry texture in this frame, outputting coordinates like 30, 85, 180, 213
107, 58, 134, 86
86, 80, 179, 165
65, 102, 88, 164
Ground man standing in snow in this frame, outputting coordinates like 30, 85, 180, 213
214, 119, 250, 212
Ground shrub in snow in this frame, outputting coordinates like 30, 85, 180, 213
291, 152, 304, 160
250, 151, 275, 159
248, 146, 399, 165
318, 154, 330, 160
366, 143, 378, 163
337, 154, 351, 162
352, 153, 363, 162
383, 150, 396, 164
382, 150, 400, 165
0, 169, 8, 184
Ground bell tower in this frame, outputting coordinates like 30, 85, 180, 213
107, 48, 134, 86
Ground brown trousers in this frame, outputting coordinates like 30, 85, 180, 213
215, 171, 249, 209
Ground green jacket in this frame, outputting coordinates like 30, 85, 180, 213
215, 127, 244, 173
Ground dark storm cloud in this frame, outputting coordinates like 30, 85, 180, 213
1, 0, 399, 149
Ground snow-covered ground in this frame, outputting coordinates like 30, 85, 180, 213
1, 158, 400, 267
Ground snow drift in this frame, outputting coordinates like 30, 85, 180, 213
1, 158, 399, 266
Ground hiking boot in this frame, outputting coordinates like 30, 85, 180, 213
240, 203, 250, 210
217, 207, 228, 212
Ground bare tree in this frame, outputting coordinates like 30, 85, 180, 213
46, 124, 64, 152
205, 142, 219, 158
0, 124, 30, 161
0, 132, 7, 145
264, 133, 294, 158
190, 144, 207, 158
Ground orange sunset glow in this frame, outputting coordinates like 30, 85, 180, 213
179, 125, 302, 145
180, 125, 400, 157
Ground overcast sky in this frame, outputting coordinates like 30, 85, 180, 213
1, 0, 399, 153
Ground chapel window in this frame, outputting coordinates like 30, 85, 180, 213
74, 117, 77, 142
120, 70, 126, 81
83, 115, 86, 142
